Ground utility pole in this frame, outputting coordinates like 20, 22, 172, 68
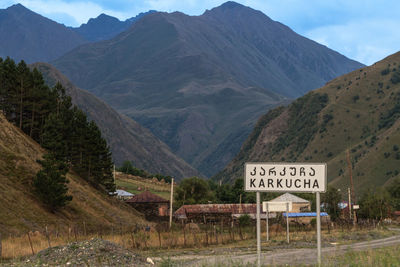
169, 178, 174, 229
346, 149, 356, 224
348, 187, 352, 220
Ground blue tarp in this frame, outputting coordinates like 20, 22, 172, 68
282, 212, 328, 217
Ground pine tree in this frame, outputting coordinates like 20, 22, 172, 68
33, 154, 72, 212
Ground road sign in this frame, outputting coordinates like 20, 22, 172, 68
246, 162, 327, 267
244, 163, 327, 192
262, 201, 292, 212
353, 205, 359, 210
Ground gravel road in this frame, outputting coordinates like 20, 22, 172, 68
177, 234, 400, 266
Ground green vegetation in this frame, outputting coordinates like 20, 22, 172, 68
272, 92, 328, 160
0, 57, 115, 209
118, 160, 172, 183
321, 186, 341, 221
33, 154, 72, 211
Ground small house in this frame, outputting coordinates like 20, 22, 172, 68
269, 193, 311, 212
125, 191, 169, 220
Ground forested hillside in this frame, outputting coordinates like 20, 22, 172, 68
0, 57, 114, 193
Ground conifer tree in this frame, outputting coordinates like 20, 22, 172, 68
33, 154, 72, 212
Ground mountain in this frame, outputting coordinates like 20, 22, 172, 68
214, 52, 400, 196
72, 11, 156, 42
0, 112, 146, 235
32, 63, 200, 179
52, 1, 363, 177
0, 4, 86, 63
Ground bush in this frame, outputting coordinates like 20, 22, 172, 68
381, 68, 390, 75
238, 214, 251, 227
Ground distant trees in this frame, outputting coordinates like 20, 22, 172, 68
358, 188, 392, 220
0, 57, 115, 209
321, 186, 341, 221
118, 160, 172, 183
175, 177, 215, 207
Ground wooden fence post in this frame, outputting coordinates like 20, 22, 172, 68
0, 232, 2, 258
45, 226, 51, 248
182, 224, 186, 246
27, 232, 35, 255
83, 221, 87, 236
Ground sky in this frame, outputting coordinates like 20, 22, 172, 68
1, 0, 399, 65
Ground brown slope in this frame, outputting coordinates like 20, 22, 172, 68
0, 113, 146, 235
31, 62, 200, 180
215, 51, 400, 195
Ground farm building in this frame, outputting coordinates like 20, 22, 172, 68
174, 204, 275, 223
125, 191, 169, 220
115, 189, 134, 200
269, 193, 311, 212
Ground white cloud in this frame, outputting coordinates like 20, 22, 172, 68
1, 0, 399, 63
305, 19, 400, 65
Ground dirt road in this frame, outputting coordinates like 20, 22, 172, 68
165, 234, 400, 266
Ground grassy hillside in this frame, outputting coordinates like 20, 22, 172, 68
0, 113, 146, 235
215, 51, 400, 196
115, 172, 171, 200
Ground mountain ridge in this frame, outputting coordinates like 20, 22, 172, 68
52, 1, 363, 176
0, 4, 87, 63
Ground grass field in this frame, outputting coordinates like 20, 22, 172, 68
115, 172, 171, 200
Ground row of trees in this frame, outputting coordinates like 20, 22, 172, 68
0, 57, 115, 211
118, 160, 173, 184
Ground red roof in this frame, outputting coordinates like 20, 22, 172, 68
175, 204, 257, 216
394, 211, 400, 216
126, 191, 169, 203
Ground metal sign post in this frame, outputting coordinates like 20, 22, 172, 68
256, 192, 261, 267
316, 192, 321, 265
286, 202, 289, 244
245, 162, 327, 266
266, 203, 269, 242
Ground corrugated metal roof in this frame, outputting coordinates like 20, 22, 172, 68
174, 204, 257, 217
116, 189, 134, 197
125, 191, 169, 203
270, 193, 309, 203
283, 212, 328, 217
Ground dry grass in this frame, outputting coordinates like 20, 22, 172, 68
1, 223, 396, 261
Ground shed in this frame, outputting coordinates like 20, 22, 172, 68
125, 191, 169, 220
174, 204, 275, 223
115, 189, 134, 200
270, 193, 311, 212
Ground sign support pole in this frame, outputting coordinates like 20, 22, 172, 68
286, 202, 289, 244
256, 191, 261, 267
316, 192, 321, 266
266, 203, 269, 242
169, 178, 174, 229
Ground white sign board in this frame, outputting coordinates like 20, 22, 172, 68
245, 163, 327, 193
353, 205, 359, 210
263, 201, 292, 212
